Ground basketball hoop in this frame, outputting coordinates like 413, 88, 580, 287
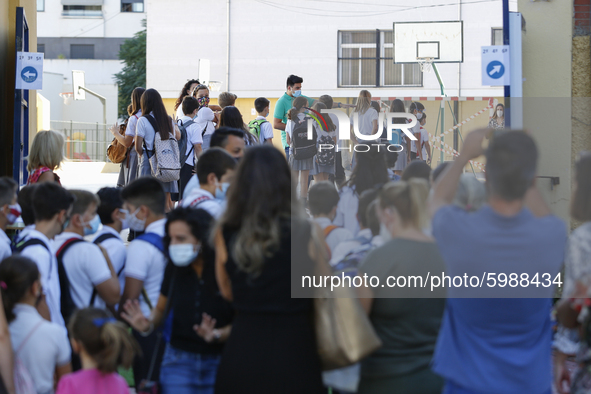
417, 58, 434, 73
59, 92, 74, 105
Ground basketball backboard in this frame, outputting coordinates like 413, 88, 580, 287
72, 70, 86, 100
393, 21, 463, 64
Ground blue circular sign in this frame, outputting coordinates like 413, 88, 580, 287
21, 66, 38, 83
486, 61, 505, 80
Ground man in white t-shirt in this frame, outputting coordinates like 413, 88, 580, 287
17, 183, 75, 329
177, 96, 204, 198
53, 190, 120, 313
182, 148, 236, 219
309, 182, 353, 252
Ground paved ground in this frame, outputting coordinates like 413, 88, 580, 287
56, 162, 120, 192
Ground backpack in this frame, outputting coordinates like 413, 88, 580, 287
177, 119, 195, 166
143, 116, 181, 182
292, 116, 317, 160
14, 321, 43, 394
55, 238, 86, 324
248, 119, 268, 141
107, 117, 132, 164
93, 233, 126, 277
316, 132, 335, 166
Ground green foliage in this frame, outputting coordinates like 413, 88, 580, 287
114, 21, 146, 118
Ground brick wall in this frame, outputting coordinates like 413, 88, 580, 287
575, 0, 591, 36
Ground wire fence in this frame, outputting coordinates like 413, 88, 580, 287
51, 120, 112, 162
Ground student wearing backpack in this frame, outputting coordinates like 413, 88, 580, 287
118, 178, 168, 388
135, 88, 181, 212
17, 182, 75, 329
286, 96, 316, 203
53, 190, 120, 317
93, 188, 127, 298
249, 98, 274, 145
219, 106, 258, 146
0, 177, 19, 261
181, 148, 236, 219
177, 96, 204, 199
309, 102, 337, 183
0, 256, 72, 394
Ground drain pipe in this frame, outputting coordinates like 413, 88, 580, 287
226, 0, 230, 91
457, 0, 461, 97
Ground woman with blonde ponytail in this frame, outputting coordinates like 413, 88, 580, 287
56, 308, 140, 394
357, 179, 446, 394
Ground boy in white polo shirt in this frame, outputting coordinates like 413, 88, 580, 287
17, 182, 75, 328
178, 96, 204, 199
248, 97, 274, 145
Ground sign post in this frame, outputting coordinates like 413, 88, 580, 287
15, 52, 43, 90
481, 46, 511, 86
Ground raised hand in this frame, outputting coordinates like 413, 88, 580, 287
120, 299, 151, 333
193, 313, 217, 343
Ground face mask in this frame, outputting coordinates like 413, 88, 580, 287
118, 209, 130, 231
169, 243, 200, 267
82, 214, 101, 236
215, 182, 230, 200
379, 223, 392, 242
292, 89, 302, 98
416, 112, 423, 120
497, 110, 503, 118
6, 204, 21, 225
128, 207, 146, 232
61, 217, 70, 234
197, 96, 210, 107
234, 156, 241, 164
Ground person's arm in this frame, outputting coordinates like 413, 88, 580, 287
194, 143, 203, 159
372, 119, 379, 135
118, 277, 143, 320
424, 140, 432, 163
91, 246, 120, 306
415, 132, 423, 161
405, 135, 411, 163
273, 117, 286, 131
429, 128, 489, 217
174, 123, 181, 140
36, 294, 51, 321
0, 292, 14, 394
135, 136, 144, 156
109, 125, 134, 148
553, 350, 572, 394
37, 170, 56, 183
121, 295, 167, 333
209, 104, 222, 112
193, 313, 232, 343
214, 228, 233, 302
286, 133, 291, 146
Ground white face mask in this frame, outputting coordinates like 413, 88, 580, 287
169, 243, 200, 267
497, 110, 503, 118
416, 112, 423, 120
379, 223, 392, 242
128, 207, 146, 232
118, 209, 130, 231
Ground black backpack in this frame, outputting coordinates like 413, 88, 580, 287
55, 238, 87, 324
292, 116, 317, 160
177, 119, 195, 165
316, 132, 335, 166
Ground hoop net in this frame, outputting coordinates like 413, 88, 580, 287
417, 58, 434, 73
59, 92, 74, 105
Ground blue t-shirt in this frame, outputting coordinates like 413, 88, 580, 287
431, 205, 566, 394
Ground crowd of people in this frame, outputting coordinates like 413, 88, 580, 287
0, 73, 588, 394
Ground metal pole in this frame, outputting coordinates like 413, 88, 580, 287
503, 0, 511, 127
440, 101, 444, 165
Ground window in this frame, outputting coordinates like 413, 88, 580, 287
121, 0, 144, 12
71, 44, 95, 59
338, 30, 421, 88
62, 5, 102, 17
492, 28, 504, 45
37, 44, 45, 54
37, 0, 45, 12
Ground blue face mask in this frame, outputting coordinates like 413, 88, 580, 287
83, 214, 101, 236
215, 182, 230, 200
292, 89, 302, 98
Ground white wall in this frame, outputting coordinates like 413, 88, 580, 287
147, 0, 504, 99
38, 0, 145, 38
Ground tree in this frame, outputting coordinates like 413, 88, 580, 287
114, 21, 146, 118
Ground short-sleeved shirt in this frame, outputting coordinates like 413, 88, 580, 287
195, 107, 216, 136
125, 218, 167, 317
19, 230, 65, 328
333, 186, 360, 236
136, 113, 176, 151
10, 304, 71, 394
431, 204, 566, 394
0, 229, 11, 261
349, 108, 379, 137
313, 217, 353, 253
181, 188, 223, 219
53, 232, 112, 309
178, 115, 204, 165
160, 259, 234, 355
254, 116, 274, 143
124, 110, 142, 137
92, 226, 127, 299
273, 93, 314, 148
360, 239, 446, 378
56, 369, 129, 394
409, 121, 422, 153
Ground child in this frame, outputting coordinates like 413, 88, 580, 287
177, 96, 203, 198
26, 130, 65, 185
286, 96, 314, 202
56, 308, 139, 394
0, 177, 19, 260
15, 184, 37, 245
408, 102, 425, 162
0, 255, 72, 393
218, 92, 237, 109
419, 113, 432, 165
249, 97, 274, 145
181, 148, 236, 218
309, 102, 337, 183
308, 181, 353, 252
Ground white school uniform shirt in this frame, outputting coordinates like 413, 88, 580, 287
0, 228, 11, 261
420, 126, 430, 159
349, 107, 379, 136
125, 218, 167, 317
125, 109, 142, 138
53, 232, 112, 309
329, 228, 384, 267
255, 116, 274, 143
333, 186, 360, 236
195, 107, 216, 136
313, 217, 353, 253
181, 187, 224, 219
175, 105, 184, 121
92, 226, 127, 297
178, 115, 203, 166
19, 229, 65, 328
409, 121, 422, 154
182, 175, 200, 199
15, 224, 35, 244
136, 113, 177, 151
9, 304, 70, 394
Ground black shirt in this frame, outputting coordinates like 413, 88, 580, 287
160, 253, 234, 355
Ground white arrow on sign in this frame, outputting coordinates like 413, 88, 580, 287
23, 71, 36, 78
488, 65, 502, 76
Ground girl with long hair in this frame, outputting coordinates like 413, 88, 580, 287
174, 79, 200, 119
219, 106, 258, 146
135, 88, 181, 211
350, 90, 379, 141
213, 145, 324, 394
286, 96, 314, 202
309, 102, 337, 182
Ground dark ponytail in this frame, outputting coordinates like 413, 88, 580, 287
141, 88, 174, 141
0, 256, 40, 322
69, 308, 140, 373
